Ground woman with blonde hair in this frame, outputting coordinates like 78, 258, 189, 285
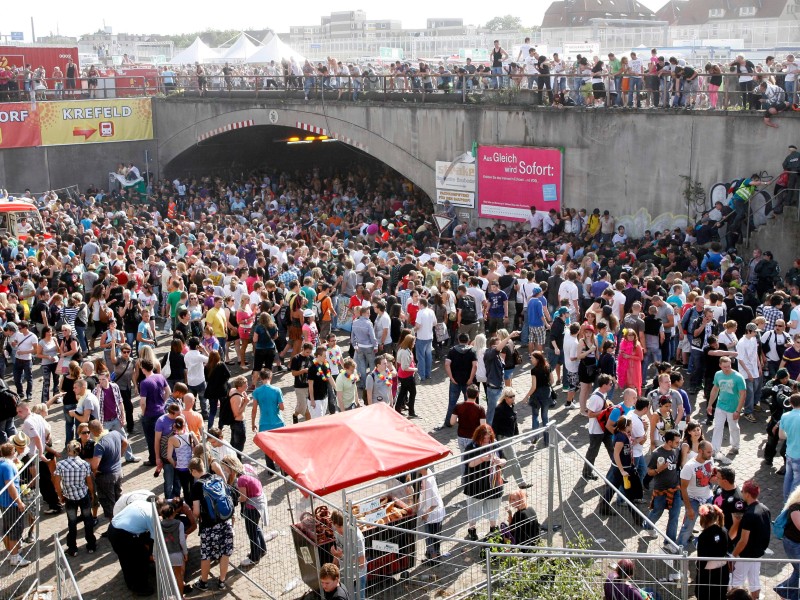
472, 334, 488, 399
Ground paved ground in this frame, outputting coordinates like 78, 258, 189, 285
6, 330, 794, 600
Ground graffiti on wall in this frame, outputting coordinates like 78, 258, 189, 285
616, 208, 688, 241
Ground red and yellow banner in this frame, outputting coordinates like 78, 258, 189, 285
0, 104, 42, 148
0, 98, 152, 148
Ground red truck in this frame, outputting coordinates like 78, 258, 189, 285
0, 45, 79, 77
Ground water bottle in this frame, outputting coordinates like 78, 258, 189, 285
283, 578, 301, 594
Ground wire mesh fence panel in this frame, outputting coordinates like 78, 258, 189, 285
202, 430, 344, 599
343, 428, 552, 600
52, 534, 83, 600
150, 499, 182, 600
481, 552, 800, 600
0, 453, 40, 600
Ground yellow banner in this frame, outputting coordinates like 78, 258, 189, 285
38, 98, 153, 146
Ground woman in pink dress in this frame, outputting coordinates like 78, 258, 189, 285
617, 329, 644, 395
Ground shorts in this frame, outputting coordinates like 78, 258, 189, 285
503, 368, 515, 381
168, 551, 184, 567
308, 394, 327, 419
1, 504, 23, 540
730, 560, 761, 591
200, 520, 234, 561
466, 495, 501, 524
565, 369, 579, 391
528, 326, 546, 346
288, 324, 302, 341
678, 335, 691, 353
295, 387, 309, 415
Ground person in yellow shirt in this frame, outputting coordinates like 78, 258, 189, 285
205, 297, 229, 355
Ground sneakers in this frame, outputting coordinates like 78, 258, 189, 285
743, 413, 757, 423
10, 554, 31, 566
714, 452, 732, 465
124, 456, 141, 464
218, 579, 227, 591
66, 548, 78, 557
240, 557, 257, 567
194, 580, 209, 592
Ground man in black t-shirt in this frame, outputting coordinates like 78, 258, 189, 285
441, 333, 477, 430
711, 466, 746, 549
730, 480, 771, 595
308, 347, 332, 419
290, 342, 314, 423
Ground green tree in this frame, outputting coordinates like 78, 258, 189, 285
483, 15, 524, 31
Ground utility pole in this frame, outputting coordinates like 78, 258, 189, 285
30, 17, 36, 43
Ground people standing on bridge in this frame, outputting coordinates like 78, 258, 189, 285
489, 41, 508, 89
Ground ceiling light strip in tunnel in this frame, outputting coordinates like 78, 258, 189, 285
295, 121, 368, 152
197, 119, 255, 143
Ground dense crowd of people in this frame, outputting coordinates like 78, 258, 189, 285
0, 152, 799, 598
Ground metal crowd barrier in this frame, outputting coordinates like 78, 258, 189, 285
0, 453, 40, 600
0, 76, 149, 102
52, 533, 83, 600
149, 499, 182, 600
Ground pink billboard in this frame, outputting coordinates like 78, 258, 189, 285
477, 145, 563, 221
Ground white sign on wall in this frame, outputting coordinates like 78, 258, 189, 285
435, 161, 476, 192
436, 189, 475, 208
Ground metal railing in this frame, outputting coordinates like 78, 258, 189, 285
3, 71, 797, 110
0, 453, 40, 600
53, 533, 83, 600
149, 498, 183, 600
0, 76, 151, 102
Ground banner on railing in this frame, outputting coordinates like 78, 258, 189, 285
477, 145, 563, 221
0, 98, 153, 148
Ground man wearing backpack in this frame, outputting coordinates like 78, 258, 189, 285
456, 285, 480, 341
583, 374, 615, 480
190, 456, 234, 592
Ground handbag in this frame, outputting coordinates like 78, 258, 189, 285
161, 351, 172, 379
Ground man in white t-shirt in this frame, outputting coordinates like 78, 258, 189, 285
526, 206, 544, 231
11, 321, 38, 401
414, 298, 437, 381
583, 374, 614, 480
17, 403, 47, 461
788, 295, 800, 338
558, 272, 580, 318
677, 440, 717, 549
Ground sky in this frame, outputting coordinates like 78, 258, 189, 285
4, 0, 669, 42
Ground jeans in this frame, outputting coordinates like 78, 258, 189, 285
633, 455, 647, 483
678, 497, 711, 548
242, 505, 266, 562
785, 455, 800, 501
0, 417, 15, 444
743, 378, 757, 415
120, 388, 134, 433
104, 418, 135, 461
416, 339, 433, 380
355, 348, 376, 386
162, 463, 182, 499
645, 490, 683, 544
529, 387, 551, 445
584, 432, 613, 476
688, 348, 704, 388
65, 493, 96, 552
628, 77, 643, 106
490, 66, 504, 88
303, 76, 315, 97
75, 326, 88, 354
231, 421, 246, 452
41, 363, 59, 403
424, 521, 442, 557
613, 76, 623, 105
207, 397, 220, 429
142, 414, 159, 464
188, 382, 207, 415
486, 386, 502, 426
63, 404, 78, 445
643, 344, 661, 381
775, 536, 800, 599
13, 359, 32, 400
445, 383, 468, 427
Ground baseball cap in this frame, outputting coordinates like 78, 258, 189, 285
303, 309, 314, 318
746, 323, 758, 332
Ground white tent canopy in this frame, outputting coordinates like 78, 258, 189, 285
168, 37, 219, 65
245, 34, 306, 64
218, 34, 260, 61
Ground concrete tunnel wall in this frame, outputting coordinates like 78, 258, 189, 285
154, 98, 797, 236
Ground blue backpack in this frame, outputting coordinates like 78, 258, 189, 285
200, 475, 235, 522
773, 508, 789, 540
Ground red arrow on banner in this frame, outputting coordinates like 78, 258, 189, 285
72, 127, 97, 140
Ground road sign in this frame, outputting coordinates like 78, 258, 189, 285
10, 32, 24, 41
433, 213, 454, 233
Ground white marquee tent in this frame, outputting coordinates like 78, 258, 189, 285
245, 33, 306, 64
168, 37, 219, 65
219, 34, 260, 61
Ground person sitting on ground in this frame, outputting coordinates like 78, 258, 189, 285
505, 489, 540, 546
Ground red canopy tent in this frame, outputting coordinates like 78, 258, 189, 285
253, 403, 451, 497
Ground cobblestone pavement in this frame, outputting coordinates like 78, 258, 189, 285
19, 332, 792, 599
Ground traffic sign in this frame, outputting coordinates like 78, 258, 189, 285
10, 32, 24, 41
433, 213, 454, 233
